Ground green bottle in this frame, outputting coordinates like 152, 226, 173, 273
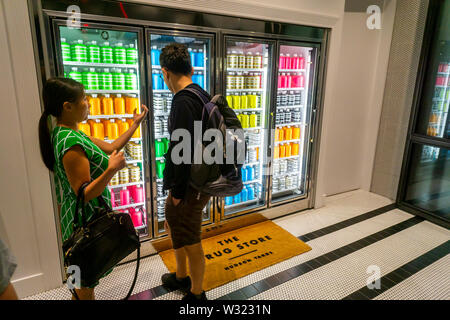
100, 68, 113, 90
71, 40, 87, 63
82, 68, 99, 90
61, 38, 71, 62
112, 68, 125, 90
88, 41, 101, 63
101, 42, 114, 64
125, 69, 138, 90
68, 67, 83, 84
126, 44, 138, 65
114, 43, 126, 64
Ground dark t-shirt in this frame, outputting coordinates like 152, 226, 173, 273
162, 83, 211, 199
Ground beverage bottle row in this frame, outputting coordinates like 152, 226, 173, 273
227, 72, 262, 90
156, 182, 169, 199
437, 62, 450, 73
276, 108, 302, 124
434, 87, 450, 100
126, 142, 143, 160
224, 184, 257, 205
61, 38, 138, 65
278, 73, 304, 89
237, 112, 259, 128
110, 164, 142, 186
151, 70, 169, 90
154, 116, 169, 137
275, 126, 301, 141
241, 165, 257, 182
153, 93, 173, 114
151, 46, 205, 67
156, 159, 166, 179
272, 174, 299, 193
87, 94, 139, 116
227, 51, 263, 69
155, 138, 170, 157
112, 198, 145, 227
246, 131, 261, 146
67, 67, 138, 90
279, 53, 305, 70
274, 143, 300, 158
435, 76, 449, 86
80, 118, 141, 140
277, 91, 302, 107
192, 72, 205, 88
246, 147, 260, 163
226, 93, 261, 109
273, 158, 299, 176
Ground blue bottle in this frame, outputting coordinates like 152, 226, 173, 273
151, 46, 158, 66
247, 185, 255, 200
233, 193, 241, 204
247, 165, 254, 181
198, 72, 205, 89
196, 49, 204, 67
241, 187, 248, 202
152, 70, 159, 90
241, 167, 247, 182
188, 48, 196, 67
158, 71, 165, 90
225, 196, 233, 206
163, 79, 169, 90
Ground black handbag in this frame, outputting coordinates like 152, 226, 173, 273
63, 182, 140, 300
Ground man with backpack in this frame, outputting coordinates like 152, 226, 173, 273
159, 43, 213, 301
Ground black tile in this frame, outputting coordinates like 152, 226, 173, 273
417, 254, 437, 266
380, 276, 396, 290
277, 270, 292, 283
377, 230, 393, 238
286, 267, 303, 279
358, 237, 373, 247
216, 294, 231, 300
297, 263, 313, 273
368, 233, 384, 242
339, 245, 354, 255
409, 258, 428, 270
384, 272, 403, 285
349, 241, 365, 251
357, 286, 377, 300
265, 275, 281, 288
326, 251, 341, 261
240, 285, 259, 299
153, 285, 170, 297
316, 255, 331, 266
227, 290, 247, 300
401, 264, 420, 275
298, 235, 309, 242
314, 229, 327, 237
307, 259, 322, 269
252, 279, 272, 293
395, 267, 412, 279
344, 291, 370, 300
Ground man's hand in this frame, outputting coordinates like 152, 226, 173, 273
171, 195, 181, 206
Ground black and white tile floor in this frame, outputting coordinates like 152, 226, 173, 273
24, 190, 450, 300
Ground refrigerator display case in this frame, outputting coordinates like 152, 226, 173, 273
54, 22, 150, 237
146, 31, 215, 236
220, 38, 273, 219
270, 44, 316, 205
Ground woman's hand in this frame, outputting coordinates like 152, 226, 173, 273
107, 150, 126, 173
133, 104, 149, 126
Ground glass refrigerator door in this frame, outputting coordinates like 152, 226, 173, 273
147, 32, 213, 237
56, 24, 150, 237
271, 44, 315, 204
222, 39, 272, 218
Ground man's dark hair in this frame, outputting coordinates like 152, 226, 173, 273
159, 43, 192, 76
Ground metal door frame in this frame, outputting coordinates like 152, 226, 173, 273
267, 40, 322, 208
217, 34, 277, 221
144, 27, 218, 238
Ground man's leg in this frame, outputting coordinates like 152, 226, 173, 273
72, 287, 95, 300
165, 220, 188, 279
0, 283, 18, 300
184, 242, 205, 295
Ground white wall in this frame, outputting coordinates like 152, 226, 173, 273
0, 0, 398, 297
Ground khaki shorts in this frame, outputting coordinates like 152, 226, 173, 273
165, 187, 210, 250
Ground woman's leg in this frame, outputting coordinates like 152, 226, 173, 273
72, 287, 95, 300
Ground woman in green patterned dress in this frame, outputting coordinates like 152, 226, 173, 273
38, 78, 148, 300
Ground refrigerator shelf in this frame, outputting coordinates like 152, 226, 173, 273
275, 139, 301, 145
114, 202, 146, 210
278, 69, 306, 73
156, 157, 165, 161
88, 114, 134, 119
244, 161, 260, 167
274, 171, 300, 179
243, 179, 260, 185
227, 68, 265, 72
244, 126, 263, 131
276, 105, 304, 109
152, 65, 205, 71
153, 89, 172, 93
157, 195, 168, 201
278, 87, 305, 91
232, 108, 263, 113
225, 198, 258, 209
227, 89, 264, 93
437, 72, 450, 75
272, 187, 301, 195
104, 138, 142, 143
135, 225, 147, 230
248, 144, 260, 149
108, 181, 144, 189
85, 90, 140, 94
63, 61, 139, 69
125, 159, 143, 165
276, 122, 305, 127
275, 155, 300, 161
154, 112, 170, 117
155, 134, 170, 139
435, 85, 450, 88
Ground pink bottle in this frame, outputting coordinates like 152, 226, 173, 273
299, 55, 305, 70
281, 73, 287, 88
128, 185, 137, 202
120, 187, 130, 206
291, 73, 300, 88
291, 54, 300, 69
111, 190, 116, 208
299, 74, 305, 88
286, 74, 292, 88
278, 75, 282, 89
279, 54, 285, 69
285, 54, 291, 70
135, 186, 144, 203
129, 207, 142, 228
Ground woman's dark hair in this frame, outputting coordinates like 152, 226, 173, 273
159, 43, 192, 75
38, 77, 84, 171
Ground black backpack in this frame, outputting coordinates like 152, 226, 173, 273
183, 87, 245, 197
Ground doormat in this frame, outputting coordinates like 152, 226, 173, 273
159, 220, 312, 291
